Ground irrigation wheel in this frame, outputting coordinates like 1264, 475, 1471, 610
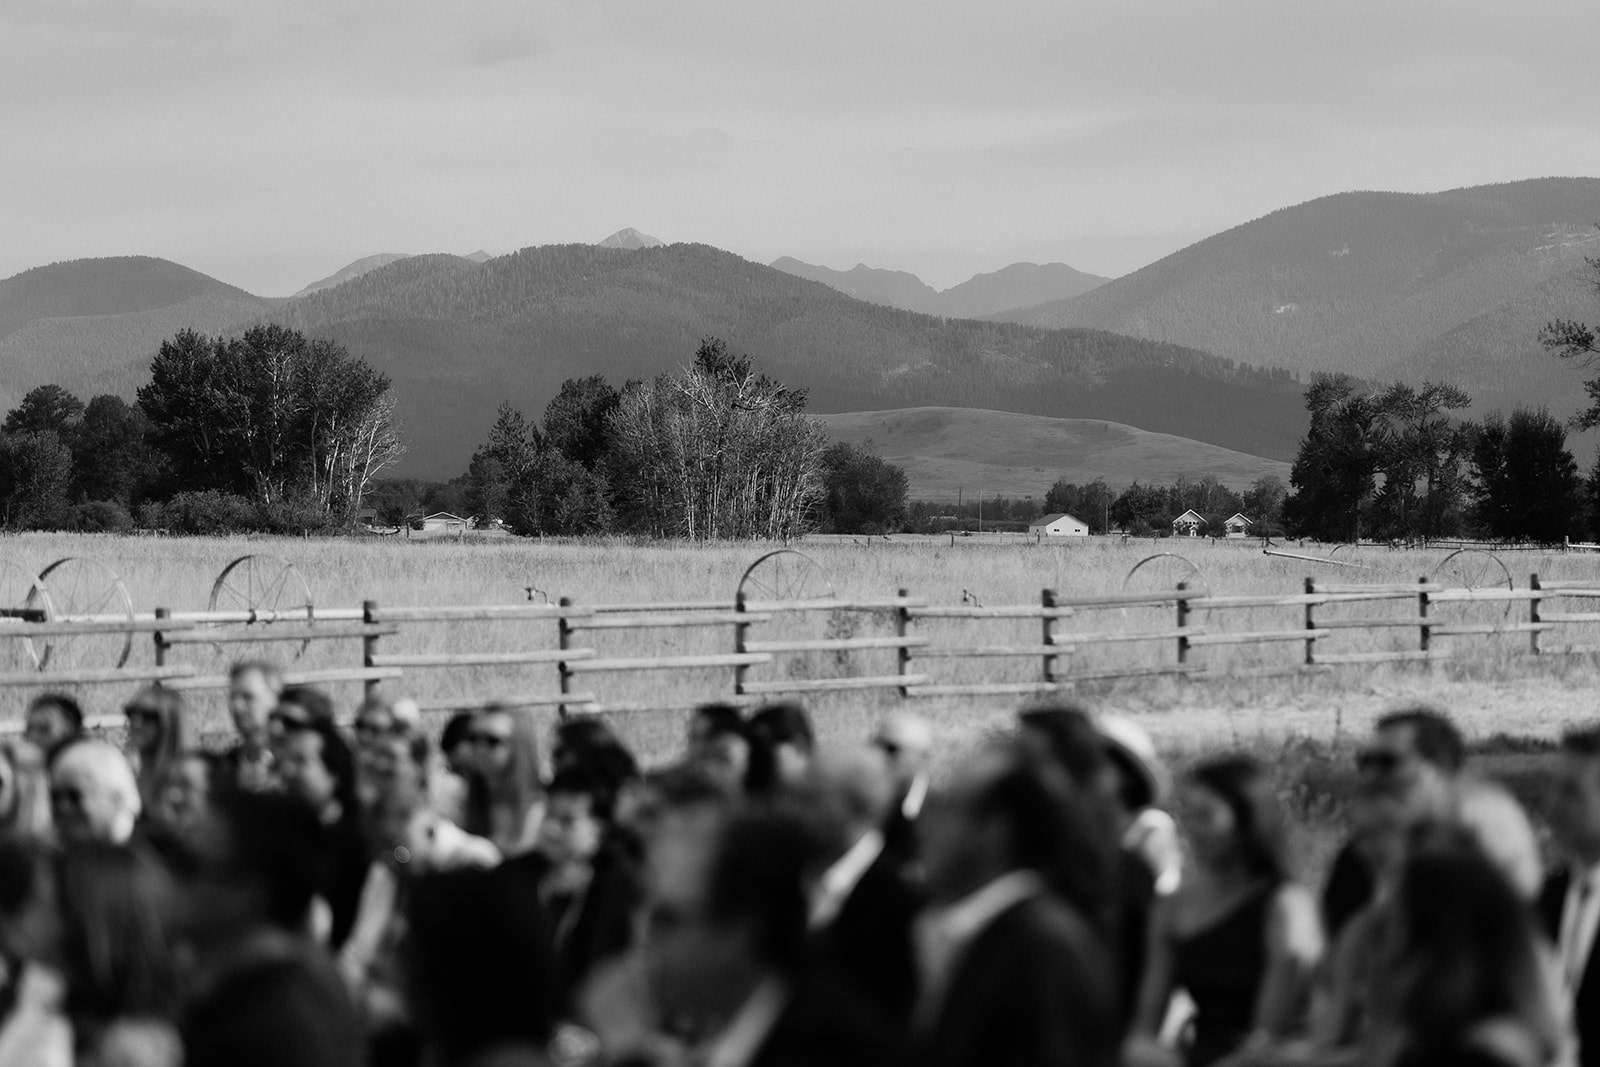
208, 555, 315, 656
1430, 548, 1515, 620
1122, 553, 1210, 622
735, 550, 836, 607
0, 559, 55, 669
37, 556, 136, 668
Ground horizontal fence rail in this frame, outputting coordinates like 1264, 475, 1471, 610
7, 571, 1600, 727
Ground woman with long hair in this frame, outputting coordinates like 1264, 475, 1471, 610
1130, 754, 1324, 1066
0, 739, 52, 840
122, 686, 187, 815
461, 705, 545, 857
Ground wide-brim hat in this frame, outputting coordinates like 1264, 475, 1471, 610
1095, 715, 1171, 809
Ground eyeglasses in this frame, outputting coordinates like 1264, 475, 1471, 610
1356, 749, 1406, 775
873, 738, 903, 758
467, 732, 510, 749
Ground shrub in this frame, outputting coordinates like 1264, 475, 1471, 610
69, 500, 134, 534
162, 491, 258, 535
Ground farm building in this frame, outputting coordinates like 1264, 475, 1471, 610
1171, 509, 1206, 537
419, 512, 469, 534
1224, 513, 1253, 538
1028, 513, 1090, 537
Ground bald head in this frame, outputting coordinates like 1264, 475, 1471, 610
51, 740, 141, 845
809, 746, 895, 838
873, 712, 933, 786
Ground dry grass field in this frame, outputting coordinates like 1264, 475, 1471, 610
2, 530, 1595, 879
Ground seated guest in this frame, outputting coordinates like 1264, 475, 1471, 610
274, 716, 367, 951
179, 791, 362, 1067
23, 694, 83, 763
1097, 715, 1182, 895
226, 660, 284, 792
461, 704, 546, 857
406, 866, 558, 1067
440, 712, 476, 779
915, 739, 1119, 1067
269, 685, 338, 758
1130, 754, 1323, 1067
123, 685, 187, 814
872, 712, 933, 873
746, 702, 815, 795
152, 750, 225, 833
804, 746, 921, 1028
685, 703, 751, 796
50, 741, 140, 846
353, 694, 423, 811
1542, 726, 1600, 1067
0, 737, 52, 839
0, 835, 71, 1066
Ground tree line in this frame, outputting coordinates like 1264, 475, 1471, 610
0, 325, 402, 534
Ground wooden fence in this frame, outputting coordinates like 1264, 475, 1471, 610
6, 573, 1600, 724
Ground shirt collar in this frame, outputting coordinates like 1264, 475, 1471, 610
810, 829, 884, 928
700, 978, 789, 1067
935, 869, 1043, 949
902, 773, 929, 820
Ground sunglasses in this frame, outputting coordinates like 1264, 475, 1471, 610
124, 706, 161, 724
270, 710, 315, 733
1356, 749, 1405, 775
873, 738, 903, 758
467, 732, 510, 749
50, 787, 83, 809
355, 718, 403, 739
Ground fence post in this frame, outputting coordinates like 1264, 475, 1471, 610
1041, 588, 1059, 683
153, 607, 169, 669
1529, 573, 1542, 656
1303, 578, 1317, 666
1418, 575, 1430, 655
895, 587, 912, 697
733, 592, 750, 697
557, 597, 574, 718
1175, 581, 1190, 667
362, 599, 380, 699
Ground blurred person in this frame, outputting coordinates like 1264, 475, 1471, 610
606, 805, 901, 1067
745, 702, 815, 795
268, 684, 337, 764
274, 716, 368, 950
1382, 833, 1561, 1067
225, 660, 283, 792
0, 738, 52, 839
0, 835, 70, 1067
461, 704, 545, 857
440, 712, 476, 778
686, 703, 751, 795
22, 696, 82, 764
122, 685, 187, 815
49, 742, 139, 846
353, 694, 423, 812
151, 750, 224, 834
914, 739, 1118, 1067
872, 711, 933, 872
1097, 715, 1182, 895
803, 745, 921, 1029
552, 715, 626, 776
1543, 726, 1600, 1067
1323, 706, 1465, 940
616, 763, 736, 852
1130, 754, 1322, 1067
405, 866, 557, 1067
178, 791, 362, 1067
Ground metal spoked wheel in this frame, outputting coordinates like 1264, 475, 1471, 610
1430, 548, 1515, 620
36, 556, 136, 668
1122, 552, 1210, 622
209, 555, 315, 656
736, 550, 836, 607
0, 559, 55, 669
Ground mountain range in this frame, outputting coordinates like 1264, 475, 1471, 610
771, 257, 1108, 319
995, 177, 1600, 423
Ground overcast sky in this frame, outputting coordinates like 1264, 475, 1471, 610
3, 0, 1598, 296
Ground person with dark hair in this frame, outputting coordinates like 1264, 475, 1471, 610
440, 712, 476, 778
745, 702, 815, 794
178, 791, 362, 1067
23, 694, 83, 762
461, 705, 545, 857
1385, 834, 1561, 1067
123, 684, 188, 815
619, 805, 900, 1067
0, 834, 71, 1066
686, 703, 751, 795
226, 660, 284, 792
273, 717, 367, 951
1543, 726, 1600, 1067
1130, 754, 1322, 1067
914, 739, 1118, 1067
405, 866, 557, 1067
0, 738, 52, 840
872, 712, 934, 873
152, 750, 226, 833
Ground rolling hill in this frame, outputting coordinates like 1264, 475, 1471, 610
771, 257, 1108, 319
269, 242, 1305, 477
0, 256, 272, 414
816, 407, 1291, 500
999, 178, 1600, 418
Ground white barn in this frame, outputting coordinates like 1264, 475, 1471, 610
1029, 513, 1090, 537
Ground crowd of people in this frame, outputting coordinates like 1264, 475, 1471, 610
0, 664, 1596, 1067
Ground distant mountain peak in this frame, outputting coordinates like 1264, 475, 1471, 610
597, 228, 664, 250
461, 250, 493, 263
296, 253, 412, 296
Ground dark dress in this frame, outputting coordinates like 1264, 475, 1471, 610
1171, 883, 1274, 1067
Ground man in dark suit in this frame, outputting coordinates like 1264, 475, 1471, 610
806, 747, 922, 1029
873, 712, 933, 875
1542, 726, 1600, 1067
913, 738, 1119, 1067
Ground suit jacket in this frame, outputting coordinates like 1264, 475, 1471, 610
502, 842, 641, 1010
1541, 868, 1600, 1067
812, 848, 922, 1028
749, 970, 906, 1067
916, 893, 1119, 1067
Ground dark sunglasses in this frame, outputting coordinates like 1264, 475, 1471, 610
873, 738, 903, 758
50, 787, 83, 809
124, 706, 161, 724
270, 710, 315, 733
355, 718, 402, 738
1356, 749, 1405, 775
467, 732, 510, 749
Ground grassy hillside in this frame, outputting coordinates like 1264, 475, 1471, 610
272, 243, 1305, 477
1000, 178, 1600, 395
816, 407, 1291, 499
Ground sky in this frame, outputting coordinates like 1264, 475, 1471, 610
3, 0, 1599, 296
